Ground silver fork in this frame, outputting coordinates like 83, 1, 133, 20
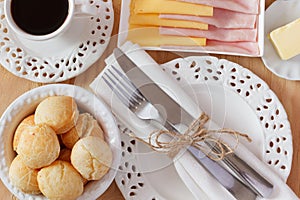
103, 65, 166, 125
103, 65, 258, 200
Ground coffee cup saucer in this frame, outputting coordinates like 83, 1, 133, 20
0, 0, 114, 83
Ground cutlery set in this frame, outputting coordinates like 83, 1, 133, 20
103, 47, 275, 199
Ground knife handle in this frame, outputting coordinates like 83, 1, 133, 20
164, 121, 273, 198
220, 152, 274, 197
187, 146, 257, 200
206, 141, 274, 198
163, 121, 258, 199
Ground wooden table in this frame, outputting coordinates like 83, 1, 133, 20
0, 0, 299, 199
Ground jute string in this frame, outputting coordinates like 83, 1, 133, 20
129, 113, 252, 160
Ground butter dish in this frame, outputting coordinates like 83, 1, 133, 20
262, 0, 300, 80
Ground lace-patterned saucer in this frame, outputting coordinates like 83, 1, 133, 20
0, 0, 113, 83
115, 56, 292, 200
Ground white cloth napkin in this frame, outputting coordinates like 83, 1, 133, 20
89, 42, 299, 200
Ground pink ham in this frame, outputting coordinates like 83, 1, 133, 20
161, 41, 260, 56
160, 26, 257, 42
160, 8, 257, 29
173, 0, 260, 14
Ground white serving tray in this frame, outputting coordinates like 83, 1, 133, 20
117, 0, 265, 57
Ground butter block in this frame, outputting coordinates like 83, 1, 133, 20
133, 0, 213, 16
127, 25, 206, 46
269, 18, 300, 60
130, 14, 208, 30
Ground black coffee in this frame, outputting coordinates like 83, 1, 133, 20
11, 0, 69, 35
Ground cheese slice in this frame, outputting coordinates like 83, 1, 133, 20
127, 25, 206, 46
269, 18, 300, 60
130, 14, 208, 30
133, 0, 213, 16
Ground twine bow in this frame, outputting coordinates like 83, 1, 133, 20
130, 113, 252, 161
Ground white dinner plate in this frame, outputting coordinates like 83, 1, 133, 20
262, 0, 300, 80
0, 1, 113, 83
114, 56, 293, 199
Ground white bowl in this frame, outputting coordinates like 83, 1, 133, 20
0, 84, 121, 200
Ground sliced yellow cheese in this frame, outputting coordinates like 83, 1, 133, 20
269, 18, 300, 60
130, 13, 208, 30
127, 25, 206, 46
133, 0, 213, 16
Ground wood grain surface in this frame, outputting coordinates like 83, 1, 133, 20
0, 0, 299, 199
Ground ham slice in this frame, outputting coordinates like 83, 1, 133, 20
161, 40, 260, 55
159, 26, 257, 42
160, 8, 257, 29
173, 0, 260, 14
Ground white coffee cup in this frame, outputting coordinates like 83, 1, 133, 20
4, 0, 97, 41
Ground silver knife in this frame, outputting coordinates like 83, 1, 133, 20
113, 47, 273, 198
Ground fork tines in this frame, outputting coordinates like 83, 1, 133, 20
103, 65, 145, 109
